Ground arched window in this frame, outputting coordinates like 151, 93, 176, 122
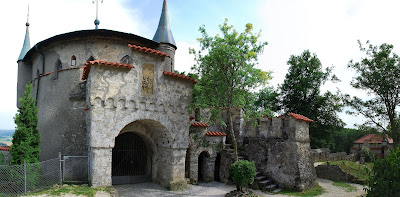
120, 55, 130, 64
71, 56, 76, 66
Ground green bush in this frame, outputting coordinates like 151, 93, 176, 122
365, 147, 400, 196
0, 153, 5, 165
230, 160, 256, 191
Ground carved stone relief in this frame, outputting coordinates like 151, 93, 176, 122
141, 63, 154, 96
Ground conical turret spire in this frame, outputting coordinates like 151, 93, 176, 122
153, 0, 176, 47
18, 6, 31, 61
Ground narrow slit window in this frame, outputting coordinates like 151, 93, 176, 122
120, 55, 129, 64
71, 56, 76, 66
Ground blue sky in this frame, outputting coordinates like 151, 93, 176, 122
2, 0, 400, 130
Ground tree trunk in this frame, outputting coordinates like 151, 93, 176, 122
227, 107, 238, 162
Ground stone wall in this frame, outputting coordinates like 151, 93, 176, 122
187, 126, 225, 184
86, 49, 193, 189
226, 113, 317, 191
315, 164, 360, 184
311, 149, 357, 162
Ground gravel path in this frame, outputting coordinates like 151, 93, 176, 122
113, 178, 366, 197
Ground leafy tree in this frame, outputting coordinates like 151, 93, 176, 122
365, 147, 400, 196
253, 86, 280, 115
346, 41, 400, 146
10, 83, 41, 164
280, 50, 344, 149
230, 160, 256, 191
190, 19, 269, 161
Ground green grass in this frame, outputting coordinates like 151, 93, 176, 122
332, 181, 357, 192
27, 184, 112, 197
322, 160, 373, 181
278, 185, 325, 197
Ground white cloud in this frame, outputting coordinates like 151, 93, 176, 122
175, 41, 198, 74
0, 0, 149, 129
256, 0, 400, 128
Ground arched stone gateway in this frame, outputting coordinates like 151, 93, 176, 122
112, 132, 152, 184
198, 151, 211, 182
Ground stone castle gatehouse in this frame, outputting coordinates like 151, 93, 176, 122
16, 0, 316, 191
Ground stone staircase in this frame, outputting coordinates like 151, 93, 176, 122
224, 144, 282, 194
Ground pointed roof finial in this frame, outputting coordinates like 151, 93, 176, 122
153, 0, 176, 47
93, 0, 103, 29
18, 5, 31, 61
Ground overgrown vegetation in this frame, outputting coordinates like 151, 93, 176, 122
332, 181, 357, 192
365, 147, 400, 196
27, 184, 112, 197
279, 185, 325, 197
229, 160, 256, 191
190, 19, 269, 161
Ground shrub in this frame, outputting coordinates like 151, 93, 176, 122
365, 147, 400, 196
0, 153, 5, 165
230, 160, 256, 191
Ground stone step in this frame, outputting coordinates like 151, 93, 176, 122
272, 188, 282, 193
254, 176, 267, 182
224, 144, 233, 148
259, 179, 272, 185
225, 148, 234, 153
237, 156, 245, 160
264, 184, 278, 190
255, 171, 262, 176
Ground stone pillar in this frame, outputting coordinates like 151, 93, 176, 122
189, 152, 199, 184
90, 147, 112, 187
157, 147, 187, 190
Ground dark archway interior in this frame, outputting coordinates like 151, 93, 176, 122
214, 153, 221, 182
198, 151, 209, 182
112, 132, 151, 184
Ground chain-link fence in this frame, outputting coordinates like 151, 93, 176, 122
0, 154, 89, 197
0, 157, 61, 197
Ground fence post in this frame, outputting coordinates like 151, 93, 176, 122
59, 152, 62, 186
24, 160, 26, 196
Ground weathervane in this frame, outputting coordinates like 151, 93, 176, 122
26, 4, 30, 26
93, 0, 103, 29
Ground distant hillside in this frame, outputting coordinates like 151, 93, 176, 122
0, 130, 14, 137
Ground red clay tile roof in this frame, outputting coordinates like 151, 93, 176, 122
288, 113, 313, 122
353, 134, 393, 144
0, 147, 10, 151
128, 44, 169, 57
163, 71, 197, 84
369, 147, 382, 150
191, 122, 209, 127
82, 60, 134, 80
189, 116, 195, 120
205, 131, 227, 136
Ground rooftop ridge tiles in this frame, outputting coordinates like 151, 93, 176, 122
205, 131, 227, 136
163, 71, 197, 84
128, 44, 169, 57
82, 60, 134, 80
288, 113, 313, 123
